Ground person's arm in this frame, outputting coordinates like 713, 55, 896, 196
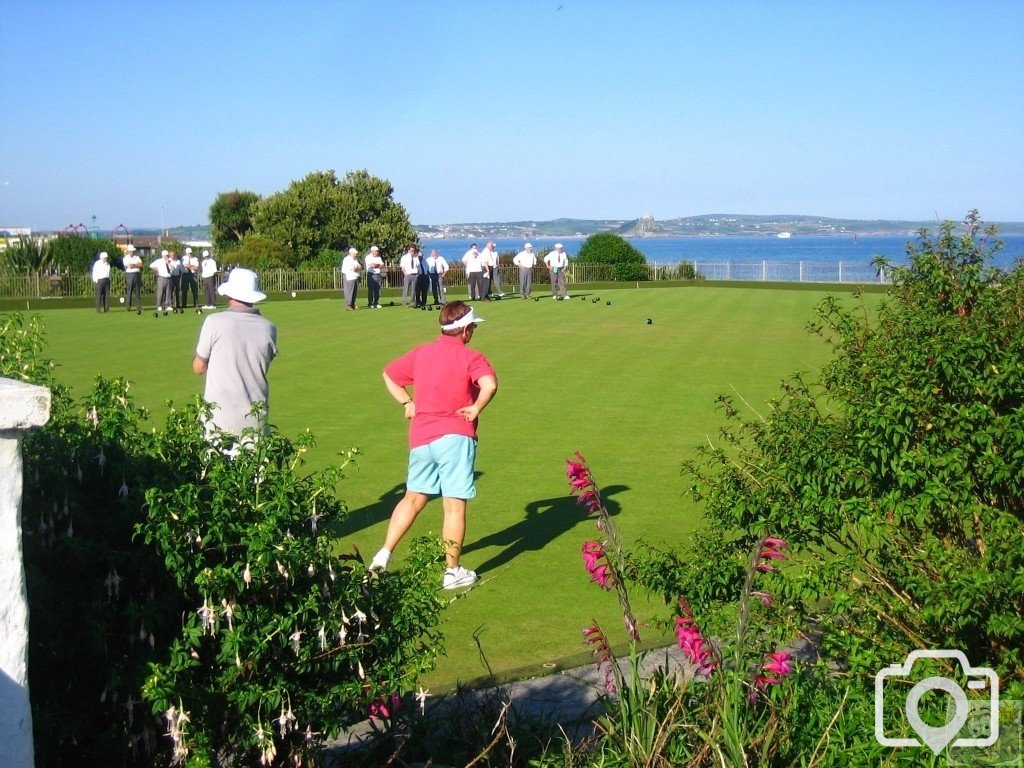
383, 371, 415, 419
192, 356, 208, 375
456, 374, 497, 422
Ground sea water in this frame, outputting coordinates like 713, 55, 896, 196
421, 235, 1024, 269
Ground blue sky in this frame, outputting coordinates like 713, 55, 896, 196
2, 1, 1022, 230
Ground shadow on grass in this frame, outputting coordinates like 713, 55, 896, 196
331, 472, 490, 542
463, 484, 628, 575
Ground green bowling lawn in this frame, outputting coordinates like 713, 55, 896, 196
23, 283, 880, 689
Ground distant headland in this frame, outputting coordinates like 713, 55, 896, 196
414, 213, 1024, 239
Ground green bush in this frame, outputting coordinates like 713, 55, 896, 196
575, 233, 649, 281
629, 212, 1024, 755
48, 234, 124, 272
3, 313, 446, 766
227, 234, 295, 269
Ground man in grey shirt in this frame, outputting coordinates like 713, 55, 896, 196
192, 268, 277, 440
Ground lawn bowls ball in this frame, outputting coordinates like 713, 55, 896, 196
646, 318, 653, 324
291, 291, 297, 298
119, 296, 125, 304
606, 301, 611, 305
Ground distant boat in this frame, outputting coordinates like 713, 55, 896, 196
777, 232, 792, 239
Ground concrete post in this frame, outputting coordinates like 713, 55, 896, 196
0, 377, 51, 768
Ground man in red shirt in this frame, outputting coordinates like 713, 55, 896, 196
369, 301, 498, 589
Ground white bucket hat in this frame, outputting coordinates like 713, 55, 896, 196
217, 268, 266, 304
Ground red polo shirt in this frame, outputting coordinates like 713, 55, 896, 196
385, 334, 496, 449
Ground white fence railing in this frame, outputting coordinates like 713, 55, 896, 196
0, 261, 890, 300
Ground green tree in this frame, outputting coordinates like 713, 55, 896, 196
209, 190, 261, 252
252, 169, 416, 266
575, 232, 649, 281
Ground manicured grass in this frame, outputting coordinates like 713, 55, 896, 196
23, 284, 879, 689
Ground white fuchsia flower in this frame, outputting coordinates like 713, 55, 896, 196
104, 569, 123, 600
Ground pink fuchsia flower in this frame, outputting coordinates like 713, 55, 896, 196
756, 536, 787, 573
675, 599, 716, 673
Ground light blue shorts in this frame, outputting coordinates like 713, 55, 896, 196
407, 434, 477, 499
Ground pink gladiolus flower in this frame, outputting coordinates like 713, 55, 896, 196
756, 536, 787, 572
752, 591, 773, 606
577, 490, 601, 514
590, 564, 612, 589
581, 541, 615, 590
582, 540, 604, 570
675, 600, 716, 673
583, 624, 617, 694
750, 651, 794, 701
762, 651, 793, 678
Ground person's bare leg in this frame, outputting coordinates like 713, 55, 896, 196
441, 496, 467, 568
383, 491, 431, 552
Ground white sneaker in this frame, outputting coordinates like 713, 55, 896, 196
551, 296, 557, 300
443, 565, 477, 589
368, 549, 391, 572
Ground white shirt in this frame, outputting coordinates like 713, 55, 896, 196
341, 255, 362, 280
91, 260, 111, 282
365, 253, 384, 274
462, 248, 484, 274
201, 257, 218, 279
400, 252, 416, 276
150, 258, 171, 278
182, 255, 200, 274
427, 255, 449, 274
513, 249, 537, 268
169, 257, 183, 276
123, 253, 142, 273
544, 250, 569, 271
481, 247, 498, 268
